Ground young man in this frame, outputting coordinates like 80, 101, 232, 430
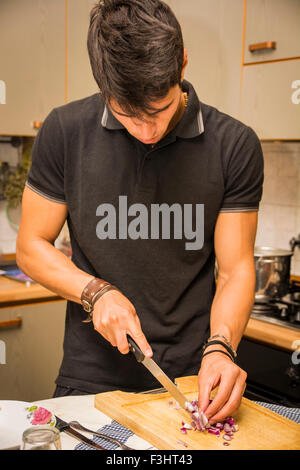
17, 0, 263, 426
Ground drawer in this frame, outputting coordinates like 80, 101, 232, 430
244, 0, 300, 64
240, 59, 300, 139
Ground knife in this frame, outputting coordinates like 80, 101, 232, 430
127, 335, 190, 412
55, 415, 105, 450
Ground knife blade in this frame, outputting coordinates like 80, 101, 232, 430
55, 415, 105, 450
127, 335, 190, 411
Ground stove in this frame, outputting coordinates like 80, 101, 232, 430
237, 280, 300, 407
250, 280, 300, 331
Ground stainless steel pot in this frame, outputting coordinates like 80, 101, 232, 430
254, 246, 293, 302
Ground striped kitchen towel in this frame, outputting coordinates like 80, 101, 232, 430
254, 401, 300, 424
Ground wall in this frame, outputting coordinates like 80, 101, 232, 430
256, 142, 300, 275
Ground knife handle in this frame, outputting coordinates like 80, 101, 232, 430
127, 335, 145, 362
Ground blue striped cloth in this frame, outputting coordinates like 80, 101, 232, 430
74, 401, 300, 450
254, 402, 300, 424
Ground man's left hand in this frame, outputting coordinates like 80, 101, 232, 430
197, 351, 247, 425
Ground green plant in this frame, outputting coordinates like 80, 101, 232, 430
3, 138, 33, 208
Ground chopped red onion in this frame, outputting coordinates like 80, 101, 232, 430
181, 421, 193, 430
223, 423, 233, 433
179, 399, 238, 445
223, 442, 230, 446
185, 401, 196, 413
215, 422, 224, 430
208, 427, 220, 436
225, 417, 235, 426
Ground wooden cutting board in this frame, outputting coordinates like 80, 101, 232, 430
95, 376, 300, 450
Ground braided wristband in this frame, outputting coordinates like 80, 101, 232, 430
208, 334, 237, 357
202, 340, 236, 362
201, 349, 234, 363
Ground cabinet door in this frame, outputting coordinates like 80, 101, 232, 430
0, 0, 65, 136
67, 0, 99, 103
0, 301, 66, 402
240, 59, 300, 139
244, 0, 300, 64
165, 0, 244, 119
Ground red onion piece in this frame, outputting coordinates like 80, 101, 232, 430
185, 401, 196, 413
223, 423, 233, 433
225, 417, 235, 426
223, 442, 230, 446
215, 422, 224, 430
180, 399, 238, 444
207, 427, 220, 436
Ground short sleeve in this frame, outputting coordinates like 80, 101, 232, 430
26, 109, 66, 204
219, 126, 264, 213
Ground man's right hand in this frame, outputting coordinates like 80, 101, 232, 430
92, 289, 153, 358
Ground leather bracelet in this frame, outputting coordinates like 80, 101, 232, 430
81, 277, 121, 323
202, 340, 236, 362
201, 349, 234, 363
81, 277, 111, 313
92, 284, 120, 307
208, 334, 237, 358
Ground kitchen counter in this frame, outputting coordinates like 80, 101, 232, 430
0, 276, 61, 307
245, 317, 299, 352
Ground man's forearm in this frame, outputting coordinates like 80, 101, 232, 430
16, 237, 95, 304
209, 261, 256, 351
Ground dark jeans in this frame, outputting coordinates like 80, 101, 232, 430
52, 385, 91, 398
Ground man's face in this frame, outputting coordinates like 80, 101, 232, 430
109, 84, 183, 145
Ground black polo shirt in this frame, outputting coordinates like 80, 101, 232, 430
26, 80, 264, 393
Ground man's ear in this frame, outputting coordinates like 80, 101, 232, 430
181, 48, 188, 82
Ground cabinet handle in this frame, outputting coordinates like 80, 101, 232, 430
32, 121, 43, 130
0, 317, 22, 329
249, 41, 276, 52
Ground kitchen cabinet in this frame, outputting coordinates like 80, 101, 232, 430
67, 0, 99, 103
240, 59, 300, 139
0, 300, 66, 402
165, 0, 244, 119
244, 0, 300, 64
0, 0, 65, 136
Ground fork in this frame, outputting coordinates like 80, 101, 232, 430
68, 421, 135, 450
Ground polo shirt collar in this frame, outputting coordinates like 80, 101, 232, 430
100, 79, 205, 138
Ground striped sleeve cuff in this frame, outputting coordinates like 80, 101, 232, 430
219, 205, 259, 213
25, 181, 66, 205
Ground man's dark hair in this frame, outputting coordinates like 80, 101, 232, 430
87, 0, 184, 118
